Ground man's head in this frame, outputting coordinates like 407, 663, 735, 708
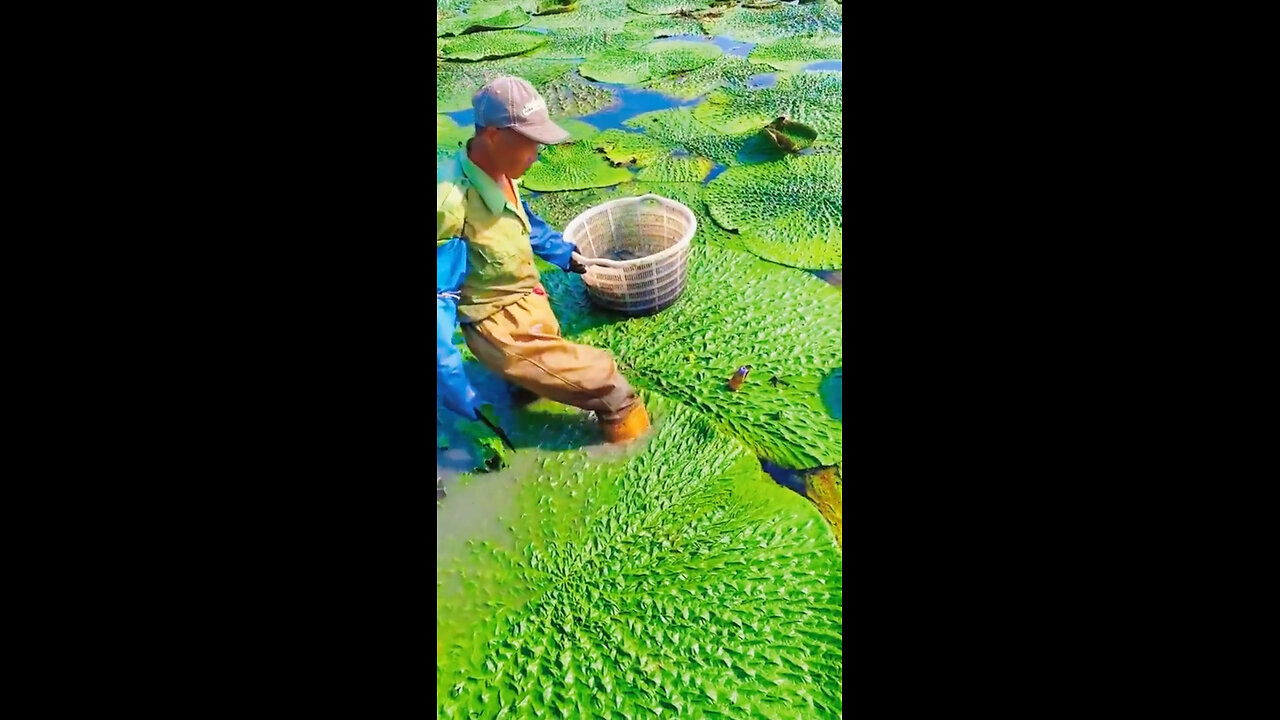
471, 76, 571, 178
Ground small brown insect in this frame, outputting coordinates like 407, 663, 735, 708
727, 365, 752, 391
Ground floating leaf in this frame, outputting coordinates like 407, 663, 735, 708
575, 245, 842, 466
531, 27, 649, 59
693, 71, 842, 142
593, 129, 673, 167
747, 32, 842, 71
635, 155, 712, 183
624, 12, 706, 38
535, 0, 580, 14
439, 29, 549, 62
705, 0, 842, 43
643, 54, 773, 100
438, 6, 532, 37
437, 394, 841, 716
436, 57, 577, 112
528, 0, 634, 30
627, 0, 711, 14
553, 117, 601, 143
541, 74, 618, 117
625, 107, 784, 166
579, 39, 721, 84
522, 141, 634, 191
704, 153, 841, 270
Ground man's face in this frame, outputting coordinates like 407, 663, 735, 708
488, 127, 544, 178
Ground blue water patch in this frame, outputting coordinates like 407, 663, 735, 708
805, 60, 843, 71
747, 73, 777, 89
709, 35, 756, 57
703, 164, 728, 184
447, 108, 476, 127
578, 82, 696, 131
760, 459, 807, 497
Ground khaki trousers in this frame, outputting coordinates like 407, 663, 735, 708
462, 292, 637, 422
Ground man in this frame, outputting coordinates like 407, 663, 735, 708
436, 76, 650, 443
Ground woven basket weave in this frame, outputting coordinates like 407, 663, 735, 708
563, 194, 696, 316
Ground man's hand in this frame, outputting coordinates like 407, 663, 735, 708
568, 251, 588, 275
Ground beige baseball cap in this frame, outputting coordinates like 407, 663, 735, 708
472, 75, 571, 145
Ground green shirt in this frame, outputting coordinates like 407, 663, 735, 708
437, 148, 540, 323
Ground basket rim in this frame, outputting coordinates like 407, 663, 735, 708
564, 194, 697, 270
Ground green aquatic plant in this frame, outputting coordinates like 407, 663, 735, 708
643, 54, 773, 100
592, 128, 673, 166
625, 107, 785, 166
705, 0, 843, 42
704, 153, 842, 270
574, 244, 843, 467
437, 6, 531, 37
530, 27, 649, 59
436, 57, 578, 112
693, 71, 842, 142
578, 39, 722, 84
534, 0, 579, 13
623, 12, 706, 38
553, 117, 601, 142
541, 74, 618, 117
438, 28, 549, 61
627, 0, 711, 14
635, 154, 713, 183
521, 140, 634, 191
526, 0, 635, 30
437, 115, 473, 160
437, 393, 842, 717
748, 32, 843, 70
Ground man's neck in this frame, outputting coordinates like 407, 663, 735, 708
466, 139, 506, 185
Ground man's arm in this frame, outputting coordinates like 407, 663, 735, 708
437, 237, 480, 420
524, 201, 582, 272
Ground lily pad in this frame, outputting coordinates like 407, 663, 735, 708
554, 116, 601, 142
541, 74, 619, 117
692, 70, 842, 143
635, 155, 713, 183
579, 39, 722, 84
624, 12, 706, 38
705, 0, 843, 42
436, 57, 578, 112
437, 7, 532, 37
643, 54, 773, 100
625, 107, 785, 166
527, 0, 635, 30
593, 128, 673, 166
535, 0, 580, 13
704, 153, 842, 270
522, 140, 635, 191
438, 29, 549, 62
574, 244, 843, 467
530, 27, 649, 59
627, 0, 711, 14
438, 393, 842, 716
747, 32, 842, 71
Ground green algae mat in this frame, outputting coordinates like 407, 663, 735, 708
437, 394, 843, 718
438, 1, 844, 714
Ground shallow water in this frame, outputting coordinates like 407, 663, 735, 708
578, 81, 696, 130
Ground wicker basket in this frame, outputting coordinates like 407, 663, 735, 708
563, 194, 696, 316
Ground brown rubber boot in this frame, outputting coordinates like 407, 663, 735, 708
601, 400, 650, 444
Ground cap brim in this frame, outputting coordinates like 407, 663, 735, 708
513, 119, 572, 145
